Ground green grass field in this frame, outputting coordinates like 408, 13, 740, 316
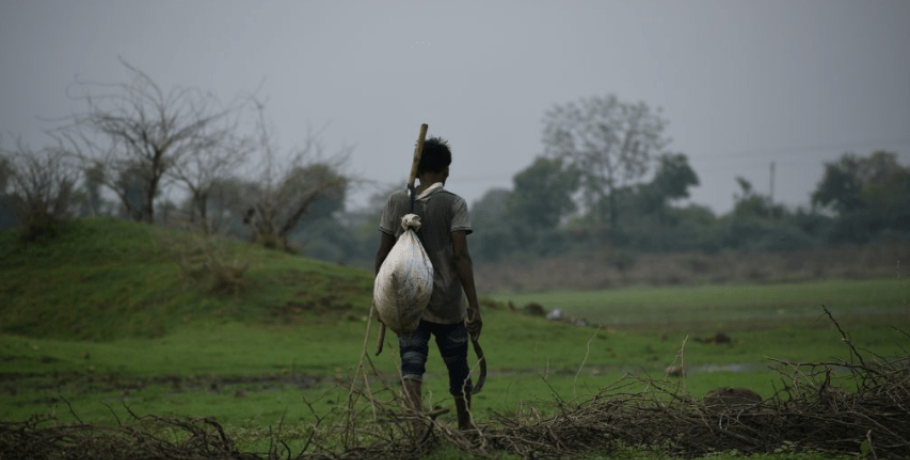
2, 218, 907, 459
491, 278, 908, 332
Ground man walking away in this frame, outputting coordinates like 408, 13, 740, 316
375, 136, 483, 430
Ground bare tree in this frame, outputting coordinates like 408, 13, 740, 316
543, 94, 669, 232
167, 124, 252, 233
0, 154, 12, 194
241, 105, 351, 250
0, 139, 78, 239
80, 162, 107, 217
52, 60, 235, 224
200, 177, 250, 237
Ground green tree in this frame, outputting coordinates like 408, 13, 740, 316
469, 188, 516, 261
542, 94, 670, 234
811, 153, 864, 214
507, 156, 579, 232
638, 153, 699, 218
813, 151, 910, 242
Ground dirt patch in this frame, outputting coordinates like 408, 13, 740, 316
0, 372, 324, 398
693, 332, 733, 344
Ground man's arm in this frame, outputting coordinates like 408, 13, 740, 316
375, 232, 396, 275
451, 230, 482, 340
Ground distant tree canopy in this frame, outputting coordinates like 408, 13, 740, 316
469, 188, 519, 261
812, 151, 910, 243
637, 153, 699, 217
6, 76, 910, 266
507, 156, 579, 232
543, 94, 670, 231
812, 151, 909, 214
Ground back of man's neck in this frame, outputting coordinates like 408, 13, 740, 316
417, 178, 444, 193
417, 181, 442, 194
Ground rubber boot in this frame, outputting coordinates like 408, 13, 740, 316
402, 379, 422, 413
402, 379, 426, 439
454, 393, 473, 431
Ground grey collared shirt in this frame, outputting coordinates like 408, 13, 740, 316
379, 185, 472, 324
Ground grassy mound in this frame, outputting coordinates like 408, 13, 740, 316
0, 218, 373, 341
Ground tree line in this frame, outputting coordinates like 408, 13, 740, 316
2, 66, 908, 269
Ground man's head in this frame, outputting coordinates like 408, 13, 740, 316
418, 137, 452, 175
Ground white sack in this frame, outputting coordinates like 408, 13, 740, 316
373, 214, 434, 337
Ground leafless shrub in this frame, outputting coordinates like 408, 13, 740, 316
0, 139, 78, 240
156, 229, 250, 295
239, 102, 351, 252
167, 120, 253, 234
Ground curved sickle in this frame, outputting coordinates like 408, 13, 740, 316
470, 338, 487, 395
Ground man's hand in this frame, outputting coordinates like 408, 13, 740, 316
452, 230, 482, 341
465, 307, 482, 341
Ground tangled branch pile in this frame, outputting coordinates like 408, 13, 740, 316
0, 414, 259, 460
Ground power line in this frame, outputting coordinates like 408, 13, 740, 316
686, 136, 910, 161
453, 136, 910, 183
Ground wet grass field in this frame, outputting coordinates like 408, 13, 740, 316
2, 219, 908, 458
3, 279, 907, 448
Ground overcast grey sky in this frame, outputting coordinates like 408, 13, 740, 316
2, 1, 908, 215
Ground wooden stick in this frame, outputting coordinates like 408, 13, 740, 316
375, 318, 386, 356
375, 123, 429, 357
408, 123, 429, 188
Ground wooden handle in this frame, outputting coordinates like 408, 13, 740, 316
375, 322, 386, 356
407, 123, 429, 187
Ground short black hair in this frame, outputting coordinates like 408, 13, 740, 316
418, 136, 452, 174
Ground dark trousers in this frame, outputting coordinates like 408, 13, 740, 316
399, 319, 473, 395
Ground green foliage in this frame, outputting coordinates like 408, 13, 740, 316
469, 188, 518, 261
812, 154, 865, 214
507, 156, 579, 232
812, 151, 910, 244
638, 153, 700, 215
